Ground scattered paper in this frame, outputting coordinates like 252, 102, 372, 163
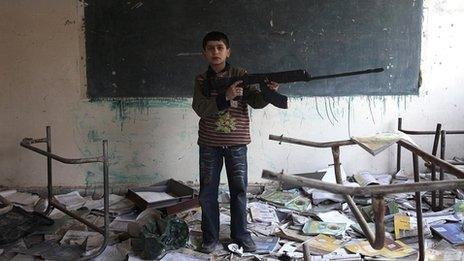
93, 245, 127, 261
322, 164, 347, 184
60, 230, 104, 251
253, 236, 280, 254
109, 212, 138, 232
318, 210, 356, 227
277, 242, 303, 258
54, 191, 86, 210
248, 222, 277, 236
1, 190, 40, 207
159, 251, 208, 261
134, 191, 175, 203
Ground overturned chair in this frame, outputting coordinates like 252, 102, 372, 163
262, 133, 464, 261
20, 126, 110, 260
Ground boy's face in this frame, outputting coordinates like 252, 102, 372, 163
203, 40, 230, 67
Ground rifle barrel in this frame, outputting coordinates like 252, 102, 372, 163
310, 68, 384, 81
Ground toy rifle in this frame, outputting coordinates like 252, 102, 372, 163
210, 67, 384, 109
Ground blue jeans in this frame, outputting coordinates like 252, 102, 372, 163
199, 145, 250, 244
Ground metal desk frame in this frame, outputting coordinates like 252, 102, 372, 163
20, 126, 109, 260
398, 117, 464, 210
263, 134, 464, 261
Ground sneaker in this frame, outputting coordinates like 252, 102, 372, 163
236, 237, 256, 252
199, 241, 218, 254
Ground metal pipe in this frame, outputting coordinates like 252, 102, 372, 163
21, 138, 103, 164
331, 146, 385, 249
397, 118, 402, 173
371, 195, 386, 249
262, 169, 464, 196
439, 130, 446, 209
303, 242, 312, 261
269, 134, 354, 148
397, 140, 464, 179
266, 132, 464, 255
50, 200, 103, 234
398, 116, 439, 135
413, 153, 425, 261
332, 146, 343, 184
45, 126, 53, 215
445, 130, 464, 135
430, 123, 442, 211
268, 134, 464, 179
80, 140, 110, 260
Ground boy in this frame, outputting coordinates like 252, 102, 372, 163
192, 31, 281, 253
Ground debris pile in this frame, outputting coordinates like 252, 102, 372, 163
2, 170, 464, 260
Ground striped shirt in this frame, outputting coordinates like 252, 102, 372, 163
192, 64, 268, 146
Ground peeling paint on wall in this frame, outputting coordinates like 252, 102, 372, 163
87, 129, 105, 142
85, 170, 157, 188
108, 98, 190, 129
71, 98, 197, 187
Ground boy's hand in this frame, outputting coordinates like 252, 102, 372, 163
267, 81, 279, 92
226, 81, 243, 101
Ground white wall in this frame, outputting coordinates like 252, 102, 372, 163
0, 0, 463, 188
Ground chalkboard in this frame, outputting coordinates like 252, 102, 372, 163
84, 0, 422, 98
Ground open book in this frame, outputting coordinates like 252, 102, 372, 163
354, 171, 392, 187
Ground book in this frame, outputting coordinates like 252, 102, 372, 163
393, 214, 431, 239
344, 238, 415, 258
248, 202, 279, 223
302, 220, 347, 236
351, 132, 416, 156
285, 196, 312, 212
431, 223, 464, 245
274, 227, 310, 242
353, 172, 379, 186
305, 234, 342, 255
260, 190, 299, 206
353, 171, 393, 187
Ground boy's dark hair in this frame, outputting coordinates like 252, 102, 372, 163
202, 31, 230, 50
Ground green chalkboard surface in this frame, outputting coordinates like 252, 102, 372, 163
84, 0, 422, 98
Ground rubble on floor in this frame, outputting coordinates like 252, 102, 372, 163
2, 170, 464, 261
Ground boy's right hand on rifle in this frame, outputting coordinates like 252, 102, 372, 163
225, 81, 243, 101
